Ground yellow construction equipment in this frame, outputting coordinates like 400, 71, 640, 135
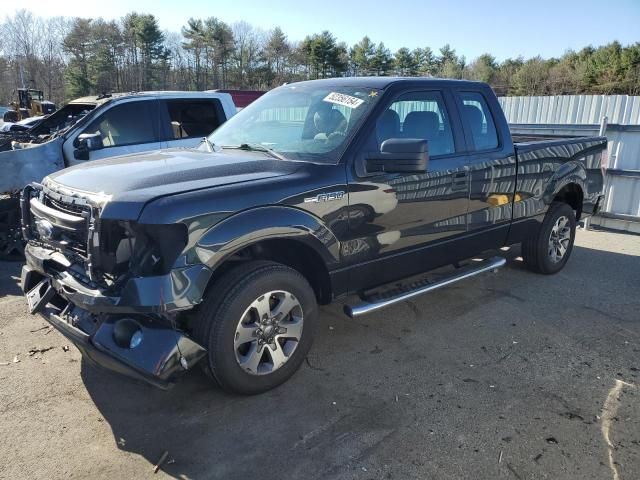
2, 88, 56, 122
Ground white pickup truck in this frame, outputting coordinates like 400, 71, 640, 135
0, 91, 237, 257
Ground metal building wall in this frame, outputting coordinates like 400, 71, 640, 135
499, 95, 640, 125
499, 95, 640, 233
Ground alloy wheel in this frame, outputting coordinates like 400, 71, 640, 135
548, 215, 571, 263
233, 290, 303, 375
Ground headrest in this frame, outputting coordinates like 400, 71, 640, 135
464, 105, 484, 135
376, 109, 400, 143
403, 111, 440, 139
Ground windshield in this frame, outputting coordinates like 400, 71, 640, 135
30, 103, 96, 136
208, 84, 381, 164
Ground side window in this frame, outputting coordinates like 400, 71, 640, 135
164, 100, 222, 139
82, 101, 156, 148
375, 91, 454, 157
460, 92, 498, 151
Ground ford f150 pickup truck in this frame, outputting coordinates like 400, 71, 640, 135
20, 78, 606, 394
0, 91, 236, 257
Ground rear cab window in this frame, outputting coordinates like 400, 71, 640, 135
162, 99, 223, 139
459, 92, 499, 151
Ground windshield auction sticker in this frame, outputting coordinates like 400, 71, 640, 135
323, 92, 365, 109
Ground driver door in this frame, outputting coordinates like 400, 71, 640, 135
345, 89, 471, 289
65, 99, 161, 166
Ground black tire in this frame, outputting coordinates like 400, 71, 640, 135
192, 260, 319, 395
3, 110, 17, 123
0, 196, 25, 261
522, 202, 576, 274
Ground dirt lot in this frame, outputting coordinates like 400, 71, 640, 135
0, 228, 639, 480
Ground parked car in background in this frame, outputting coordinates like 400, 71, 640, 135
0, 91, 237, 257
20, 78, 606, 394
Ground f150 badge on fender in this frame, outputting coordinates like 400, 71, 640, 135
304, 191, 345, 203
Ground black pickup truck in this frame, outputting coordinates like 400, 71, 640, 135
20, 78, 606, 394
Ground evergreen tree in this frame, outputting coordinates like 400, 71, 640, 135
134, 14, 165, 90
182, 18, 206, 89
394, 47, 418, 76
413, 47, 437, 76
302, 31, 346, 79
264, 27, 290, 86
371, 42, 392, 76
63, 18, 93, 96
350, 36, 375, 75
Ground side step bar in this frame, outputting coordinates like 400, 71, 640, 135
343, 256, 507, 318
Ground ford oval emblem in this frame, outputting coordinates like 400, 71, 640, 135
36, 219, 54, 240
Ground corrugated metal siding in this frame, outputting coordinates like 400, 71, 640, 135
606, 175, 640, 216
499, 95, 640, 125
501, 95, 640, 224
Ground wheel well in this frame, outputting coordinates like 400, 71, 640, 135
553, 183, 583, 220
211, 239, 333, 305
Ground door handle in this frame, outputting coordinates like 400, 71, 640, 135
451, 171, 468, 191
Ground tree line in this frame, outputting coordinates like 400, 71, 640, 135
1, 9, 639, 107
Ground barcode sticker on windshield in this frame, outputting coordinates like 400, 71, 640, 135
323, 92, 364, 109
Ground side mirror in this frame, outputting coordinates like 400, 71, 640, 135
74, 133, 104, 160
366, 138, 429, 174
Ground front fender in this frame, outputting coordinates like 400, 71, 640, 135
187, 206, 341, 271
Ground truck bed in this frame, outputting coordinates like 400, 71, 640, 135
511, 129, 594, 142
511, 131, 606, 153
512, 133, 578, 143
509, 133, 607, 226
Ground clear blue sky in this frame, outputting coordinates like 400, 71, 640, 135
10, 0, 640, 60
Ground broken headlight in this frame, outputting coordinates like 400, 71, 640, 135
96, 221, 188, 280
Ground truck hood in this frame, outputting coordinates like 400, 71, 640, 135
45, 148, 300, 220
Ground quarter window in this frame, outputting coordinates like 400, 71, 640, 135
376, 91, 455, 157
460, 92, 498, 151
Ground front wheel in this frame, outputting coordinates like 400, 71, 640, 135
522, 202, 576, 274
192, 261, 319, 395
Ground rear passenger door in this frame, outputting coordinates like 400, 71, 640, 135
159, 99, 225, 149
458, 90, 517, 244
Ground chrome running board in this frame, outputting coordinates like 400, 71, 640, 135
343, 256, 506, 318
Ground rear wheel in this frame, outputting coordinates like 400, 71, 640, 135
192, 261, 318, 395
522, 202, 576, 274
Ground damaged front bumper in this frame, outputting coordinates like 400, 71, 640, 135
22, 244, 208, 389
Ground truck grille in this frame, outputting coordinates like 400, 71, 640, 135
32, 193, 92, 257
44, 196, 88, 217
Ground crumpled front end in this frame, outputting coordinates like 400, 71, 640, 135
20, 180, 209, 388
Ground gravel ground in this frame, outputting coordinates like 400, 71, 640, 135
0, 228, 638, 480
